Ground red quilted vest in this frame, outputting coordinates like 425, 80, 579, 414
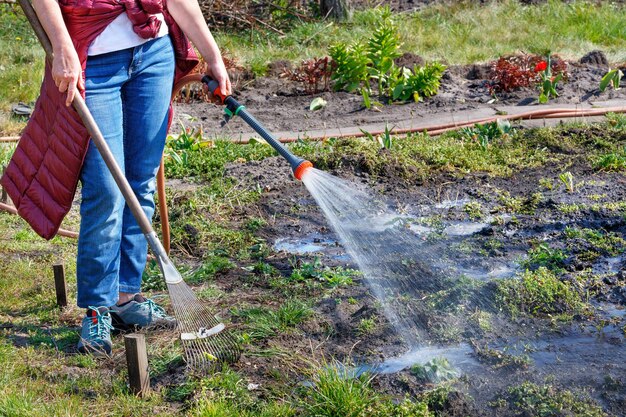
1, 0, 197, 239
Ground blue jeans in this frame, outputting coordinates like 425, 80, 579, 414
77, 36, 174, 308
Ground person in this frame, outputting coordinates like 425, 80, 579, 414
30, 0, 231, 355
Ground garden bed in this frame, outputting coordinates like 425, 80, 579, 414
173, 51, 626, 139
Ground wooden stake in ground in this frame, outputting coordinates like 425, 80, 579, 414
52, 263, 67, 307
124, 333, 150, 396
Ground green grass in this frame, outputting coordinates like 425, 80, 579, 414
3, 1, 626, 134
300, 362, 434, 417
233, 299, 313, 341
216, 1, 626, 71
0, 6, 45, 135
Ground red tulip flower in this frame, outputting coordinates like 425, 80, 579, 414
534, 61, 548, 72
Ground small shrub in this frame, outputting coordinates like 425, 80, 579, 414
281, 57, 332, 94
329, 7, 444, 107
487, 53, 567, 95
488, 56, 537, 93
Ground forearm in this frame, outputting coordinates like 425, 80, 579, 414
32, 0, 74, 55
32, 0, 83, 104
167, 0, 223, 65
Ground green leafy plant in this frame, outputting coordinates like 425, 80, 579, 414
329, 7, 445, 108
463, 201, 484, 220
535, 56, 563, 103
329, 42, 370, 94
366, 11, 401, 97
410, 357, 459, 383
558, 171, 575, 192
360, 123, 394, 149
459, 119, 511, 150
501, 382, 605, 417
522, 243, 567, 272
600, 68, 623, 92
289, 258, 358, 288
164, 124, 213, 168
392, 63, 446, 102
357, 317, 377, 335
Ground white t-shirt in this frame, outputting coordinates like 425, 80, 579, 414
88, 13, 169, 56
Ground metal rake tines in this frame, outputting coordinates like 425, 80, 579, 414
167, 281, 241, 370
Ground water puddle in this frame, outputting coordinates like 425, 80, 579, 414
592, 256, 624, 275
356, 343, 479, 376
434, 198, 471, 210
594, 302, 626, 319
455, 263, 520, 280
273, 234, 350, 261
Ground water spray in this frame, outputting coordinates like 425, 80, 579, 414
201, 76, 313, 180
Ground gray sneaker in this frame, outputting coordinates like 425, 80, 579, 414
77, 307, 113, 356
109, 294, 177, 331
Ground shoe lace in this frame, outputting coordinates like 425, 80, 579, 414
86, 306, 113, 339
139, 297, 169, 319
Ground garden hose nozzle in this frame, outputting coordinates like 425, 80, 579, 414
202, 76, 314, 181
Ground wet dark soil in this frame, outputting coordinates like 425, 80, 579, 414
191, 125, 626, 415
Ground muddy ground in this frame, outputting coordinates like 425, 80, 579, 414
173, 51, 626, 139
172, 128, 626, 415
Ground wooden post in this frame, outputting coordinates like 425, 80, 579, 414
52, 263, 67, 307
124, 333, 150, 396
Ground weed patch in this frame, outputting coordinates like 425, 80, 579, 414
233, 299, 312, 342
522, 243, 568, 273
493, 382, 605, 417
497, 267, 585, 320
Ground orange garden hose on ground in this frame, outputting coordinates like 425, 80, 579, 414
1, 75, 625, 242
